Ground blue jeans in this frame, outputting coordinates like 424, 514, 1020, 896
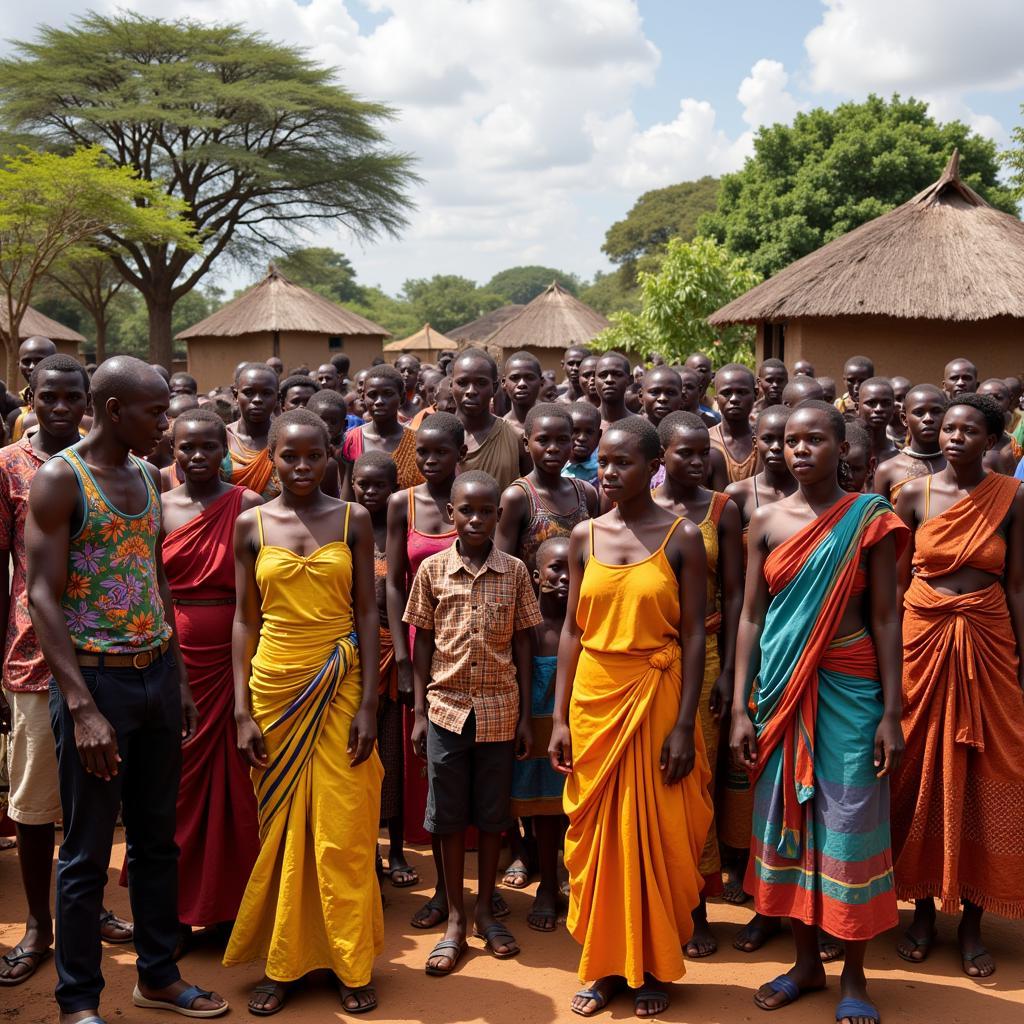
49, 652, 183, 1012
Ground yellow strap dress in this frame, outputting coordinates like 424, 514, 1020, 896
563, 518, 713, 988
224, 504, 384, 986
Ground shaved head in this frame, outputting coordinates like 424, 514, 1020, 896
91, 356, 168, 416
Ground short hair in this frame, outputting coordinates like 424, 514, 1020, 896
395, 352, 421, 365
844, 420, 871, 451
844, 355, 875, 374
782, 377, 824, 404
168, 393, 200, 417
268, 407, 330, 453
535, 535, 571, 566
644, 365, 683, 387
451, 469, 500, 502
596, 351, 631, 374
453, 347, 498, 379
235, 361, 278, 385
789, 399, 846, 442
30, 353, 90, 392
564, 344, 591, 358
364, 364, 404, 391
330, 353, 351, 375
657, 410, 707, 449
945, 356, 978, 375
173, 406, 227, 445
279, 374, 319, 397
947, 393, 1005, 437
715, 363, 756, 387
91, 356, 166, 412
150, 363, 171, 382
604, 415, 661, 461
905, 383, 947, 406
169, 372, 198, 392
306, 389, 348, 416
504, 350, 542, 374
859, 376, 893, 396
524, 402, 573, 436
568, 400, 601, 426
353, 450, 399, 484
758, 358, 787, 373
756, 403, 790, 429
418, 411, 465, 446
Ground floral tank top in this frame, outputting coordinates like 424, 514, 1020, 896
58, 447, 172, 654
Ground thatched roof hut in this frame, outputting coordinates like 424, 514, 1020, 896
383, 323, 457, 362
448, 304, 524, 343
709, 151, 1024, 383
176, 265, 390, 389
481, 283, 610, 372
1, 305, 86, 362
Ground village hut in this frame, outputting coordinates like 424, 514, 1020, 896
1, 305, 86, 363
382, 323, 457, 363
448, 304, 524, 344
708, 151, 1024, 384
176, 265, 390, 390
480, 283, 610, 373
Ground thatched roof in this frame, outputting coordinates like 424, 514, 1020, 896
709, 150, 1024, 325
483, 283, 609, 350
176, 265, 390, 340
448, 304, 524, 342
0, 304, 86, 344
383, 323, 457, 354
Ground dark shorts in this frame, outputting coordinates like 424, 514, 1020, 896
424, 710, 515, 835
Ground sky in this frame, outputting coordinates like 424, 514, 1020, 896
3, 1, 1023, 297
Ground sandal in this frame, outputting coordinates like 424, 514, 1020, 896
734, 916, 783, 953
819, 933, 845, 964
411, 896, 448, 930
961, 948, 996, 978
753, 974, 824, 1012
492, 892, 511, 919
721, 874, 751, 905
570, 978, 624, 1018
132, 984, 229, 1018
473, 922, 520, 959
248, 982, 288, 1017
835, 996, 880, 1022
386, 865, 420, 889
502, 862, 529, 888
895, 928, 936, 964
99, 909, 134, 945
425, 938, 467, 976
527, 908, 558, 933
339, 984, 377, 1014
0, 945, 52, 986
633, 985, 669, 1018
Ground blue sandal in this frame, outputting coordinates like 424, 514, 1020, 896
132, 984, 228, 1018
570, 979, 623, 1017
835, 996, 880, 1022
754, 974, 810, 1011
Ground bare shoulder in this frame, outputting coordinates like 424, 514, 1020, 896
724, 477, 751, 499
240, 488, 264, 511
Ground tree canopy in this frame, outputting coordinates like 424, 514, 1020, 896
485, 265, 580, 304
0, 12, 418, 366
1001, 102, 1024, 201
699, 94, 1017, 279
401, 274, 505, 334
275, 247, 362, 304
593, 236, 758, 366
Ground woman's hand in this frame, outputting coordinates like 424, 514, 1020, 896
660, 723, 695, 784
548, 720, 573, 775
730, 711, 758, 771
514, 717, 532, 761
236, 713, 268, 769
348, 704, 377, 767
873, 712, 905, 778
710, 670, 733, 722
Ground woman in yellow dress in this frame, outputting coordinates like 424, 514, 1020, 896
225, 408, 384, 1016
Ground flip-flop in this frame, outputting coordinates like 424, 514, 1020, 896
99, 910, 134, 945
473, 922, 520, 959
385, 865, 420, 888
411, 897, 448, 929
819, 934, 845, 963
896, 929, 936, 964
0, 945, 52, 986
961, 949, 996, 978
339, 984, 377, 1014
425, 938, 467, 976
527, 908, 558, 932
570, 979, 624, 1018
753, 974, 815, 1012
248, 982, 288, 1017
633, 985, 670, 1018
492, 892, 511, 919
502, 864, 530, 889
684, 936, 718, 958
835, 996, 880, 1022
132, 984, 229, 1018
734, 916, 783, 953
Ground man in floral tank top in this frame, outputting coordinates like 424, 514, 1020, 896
27, 357, 227, 1023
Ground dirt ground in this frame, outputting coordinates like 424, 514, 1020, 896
2, 835, 1023, 1023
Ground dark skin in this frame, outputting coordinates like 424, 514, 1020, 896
794, 360, 815, 377
229, 367, 278, 451
502, 358, 543, 435
550, 428, 707, 1019
708, 370, 755, 492
395, 355, 423, 420
653, 423, 743, 959
595, 355, 634, 428
730, 407, 903, 1024
578, 356, 601, 409
756, 363, 788, 407
558, 347, 589, 403
873, 387, 947, 502
567, 409, 601, 469
280, 383, 316, 411
684, 352, 713, 403
315, 363, 340, 391
25, 367, 222, 1021
412, 481, 532, 972
782, 377, 824, 408
310, 404, 345, 498
5, 336, 56, 436
340, 375, 410, 501
418, 369, 444, 410
232, 422, 379, 1015
266, 357, 284, 377
894, 405, 1024, 979
977, 379, 1020, 473
841, 361, 874, 411
942, 358, 978, 399
856, 382, 898, 471
641, 367, 683, 427
843, 444, 875, 494
889, 375, 911, 442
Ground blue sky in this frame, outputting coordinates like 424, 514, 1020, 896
4, 1, 1023, 296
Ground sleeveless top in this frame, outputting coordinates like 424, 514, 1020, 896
58, 446, 171, 654
577, 518, 683, 655
251, 503, 355, 675
373, 541, 389, 629
510, 477, 589, 570
406, 486, 457, 581
710, 423, 758, 482
697, 492, 729, 634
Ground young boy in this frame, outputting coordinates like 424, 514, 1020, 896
872, 384, 948, 503
509, 537, 572, 932
352, 450, 418, 889
855, 377, 899, 474
404, 471, 541, 976
709, 364, 758, 488
562, 402, 601, 486
307, 388, 349, 497
278, 373, 319, 411
502, 352, 544, 437
842, 420, 876, 493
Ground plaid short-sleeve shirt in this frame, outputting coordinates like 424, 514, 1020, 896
403, 541, 541, 742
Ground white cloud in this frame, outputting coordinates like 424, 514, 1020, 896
738, 59, 802, 128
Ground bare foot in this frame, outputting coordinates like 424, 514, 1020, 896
686, 904, 717, 958
527, 883, 561, 932
734, 913, 783, 953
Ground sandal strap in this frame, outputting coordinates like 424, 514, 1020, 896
835, 997, 879, 1022
429, 939, 465, 955
2, 946, 49, 966
176, 985, 213, 1008
767, 975, 801, 1002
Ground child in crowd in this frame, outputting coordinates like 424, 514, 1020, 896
502, 352, 544, 437
404, 471, 541, 976
307, 388, 348, 497
842, 421, 876, 493
278, 374, 318, 410
562, 402, 601, 486
432, 378, 457, 415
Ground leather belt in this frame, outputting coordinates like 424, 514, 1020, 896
172, 597, 235, 606
76, 640, 170, 670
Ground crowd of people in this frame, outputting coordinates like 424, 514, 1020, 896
0, 336, 1022, 1024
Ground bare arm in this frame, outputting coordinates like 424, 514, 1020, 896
339, 455, 355, 503
231, 509, 267, 768
713, 497, 744, 721
893, 480, 920, 614
512, 627, 533, 760
410, 627, 434, 759
1005, 486, 1024, 691
494, 483, 528, 555
385, 490, 413, 690
347, 502, 380, 766
27, 459, 119, 781
868, 534, 904, 777
0, 554, 9, 733
708, 448, 729, 491
582, 481, 599, 517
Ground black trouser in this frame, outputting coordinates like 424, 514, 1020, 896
49, 652, 182, 1013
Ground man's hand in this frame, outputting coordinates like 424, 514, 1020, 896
411, 710, 428, 760
72, 704, 120, 781
181, 684, 198, 743
514, 717, 532, 761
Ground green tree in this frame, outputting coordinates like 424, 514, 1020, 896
0, 12, 418, 367
0, 145, 195, 378
578, 270, 641, 317
401, 275, 504, 334
700, 94, 1017, 278
348, 286, 420, 339
593, 236, 759, 366
276, 247, 363, 304
106, 284, 225, 361
602, 177, 719, 278
1001, 104, 1024, 200
486, 265, 580, 304
44, 254, 124, 362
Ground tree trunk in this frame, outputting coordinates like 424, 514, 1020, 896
146, 294, 174, 370
94, 317, 107, 364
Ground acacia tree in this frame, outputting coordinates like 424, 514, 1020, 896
0, 13, 418, 367
0, 146, 195, 379
45, 255, 124, 363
